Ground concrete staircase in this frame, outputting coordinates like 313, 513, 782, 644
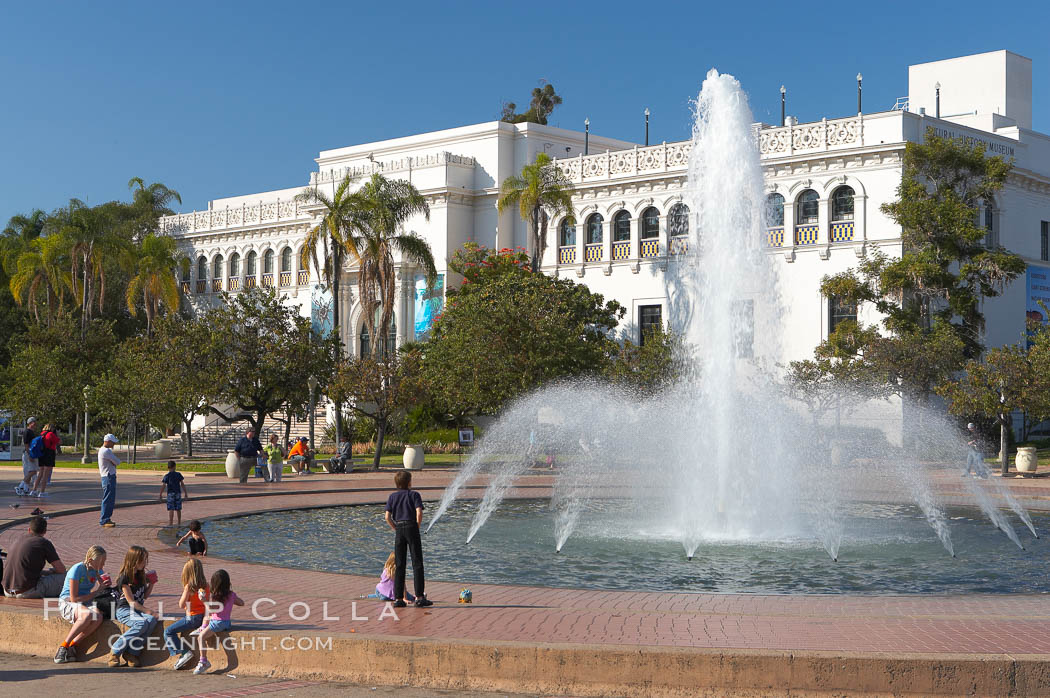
184, 406, 328, 454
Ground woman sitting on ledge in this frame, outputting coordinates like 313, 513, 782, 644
54, 545, 108, 664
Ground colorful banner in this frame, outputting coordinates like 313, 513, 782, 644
1025, 266, 1050, 345
0, 412, 11, 460
414, 274, 444, 341
311, 285, 334, 339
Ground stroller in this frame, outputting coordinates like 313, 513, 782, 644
328, 441, 353, 474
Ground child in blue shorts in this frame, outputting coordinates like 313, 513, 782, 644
159, 461, 189, 527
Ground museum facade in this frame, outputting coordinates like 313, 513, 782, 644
159, 50, 1050, 374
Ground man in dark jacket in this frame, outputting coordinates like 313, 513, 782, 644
234, 429, 264, 483
2, 516, 66, 598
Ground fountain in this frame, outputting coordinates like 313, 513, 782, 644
427, 69, 1038, 565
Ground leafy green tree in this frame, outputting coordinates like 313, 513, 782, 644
148, 314, 214, 457
329, 349, 426, 471
126, 177, 182, 239
424, 244, 623, 416
4, 318, 116, 427
196, 288, 340, 434
91, 336, 166, 462
61, 199, 130, 337
352, 173, 435, 356
500, 81, 563, 125
606, 327, 686, 397
1, 209, 47, 273
497, 152, 575, 272
125, 233, 181, 335
823, 131, 1024, 359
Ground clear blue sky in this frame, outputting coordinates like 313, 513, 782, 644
3, 1, 1048, 224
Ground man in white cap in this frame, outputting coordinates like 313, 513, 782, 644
964, 423, 988, 478
15, 417, 39, 496
98, 434, 120, 527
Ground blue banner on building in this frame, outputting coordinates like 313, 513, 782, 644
414, 274, 444, 341
311, 285, 334, 339
1025, 266, 1050, 344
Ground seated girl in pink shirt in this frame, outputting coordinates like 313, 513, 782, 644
371, 553, 414, 603
191, 569, 243, 675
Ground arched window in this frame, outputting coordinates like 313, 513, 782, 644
229, 253, 241, 277
197, 256, 207, 280
766, 194, 785, 227
559, 218, 575, 247
212, 255, 223, 279
796, 190, 819, 224
360, 311, 398, 359
585, 213, 603, 245
612, 211, 631, 242
179, 258, 191, 281
263, 249, 274, 274
280, 247, 292, 272
640, 207, 660, 240
245, 251, 257, 277
831, 186, 854, 221
668, 204, 689, 237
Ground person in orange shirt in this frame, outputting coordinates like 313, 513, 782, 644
287, 437, 313, 475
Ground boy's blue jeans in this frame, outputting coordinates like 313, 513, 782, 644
112, 606, 157, 657
164, 613, 204, 656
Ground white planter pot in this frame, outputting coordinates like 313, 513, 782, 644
1016, 446, 1038, 473
225, 451, 241, 479
403, 444, 424, 471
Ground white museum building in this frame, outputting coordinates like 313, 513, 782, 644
161, 50, 1050, 413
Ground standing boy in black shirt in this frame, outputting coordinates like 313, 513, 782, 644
383, 471, 433, 608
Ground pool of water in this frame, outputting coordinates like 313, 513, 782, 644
203, 499, 1049, 594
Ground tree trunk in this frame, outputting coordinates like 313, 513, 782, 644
1000, 414, 1009, 476
131, 418, 137, 465
184, 417, 194, 458
283, 417, 291, 452
530, 208, 540, 272
371, 418, 385, 471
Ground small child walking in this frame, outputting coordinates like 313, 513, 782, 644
192, 569, 243, 675
383, 471, 433, 608
177, 520, 208, 556
165, 558, 210, 670
159, 461, 189, 527
369, 553, 415, 602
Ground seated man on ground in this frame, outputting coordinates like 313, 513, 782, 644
287, 437, 314, 474
2, 515, 66, 598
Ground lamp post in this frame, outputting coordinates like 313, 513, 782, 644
584, 118, 589, 155
644, 108, 650, 146
307, 375, 318, 448
935, 82, 941, 118
780, 86, 786, 127
857, 73, 863, 114
81, 386, 91, 464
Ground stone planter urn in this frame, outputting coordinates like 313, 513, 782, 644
154, 439, 173, 459
403, 444, 424, 471
225, 450, 241, 479
1016, 446, 1038, 474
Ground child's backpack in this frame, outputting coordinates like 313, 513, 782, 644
28, 436, 44, 459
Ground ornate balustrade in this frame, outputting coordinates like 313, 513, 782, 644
552, 115, 865, 183
767, 228, 784, 247
196, 280, 206, 294
279, 271, 292, 287
640, 239, 660, 258
297, 270, 310, 285
670, 236, 689, 255
558, 246, 576, 264
795, 225, 819, 246
262, 274, 274, 288
229, 277, 241, 291
830, 221, 855, 242
159, 198, 306, 235
309, 151, 477, 186
211, 279, 222, 293
612, 241, 630, 261
180, 281, 190, 294
584, 243, 603, 262
245, 276, 257, 289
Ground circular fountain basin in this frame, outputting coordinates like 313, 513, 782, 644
206, 498, 1048, 595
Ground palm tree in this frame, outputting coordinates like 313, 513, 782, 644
126, 233, 181, 335
497, 152, 575, 272
127, 177, 182, 239
352, 174, 435, 357
1, 209, 47, 274
62, 200, 127, 337
9, 233, 72, 326
296, 173, 367, 340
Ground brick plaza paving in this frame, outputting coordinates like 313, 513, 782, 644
2, 464, 1050, 659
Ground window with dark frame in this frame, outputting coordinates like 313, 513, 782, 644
639, 305, 662, 345
796, 190, 819, 224
829, 296, 858, 335
766, 193, 784, 227
585, 214, 603, 244
640, 207, 660, 240
613, 211, 631, 242
559, 218, 576, 247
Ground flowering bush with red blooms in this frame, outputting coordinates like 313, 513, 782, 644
449, 242, 531, 286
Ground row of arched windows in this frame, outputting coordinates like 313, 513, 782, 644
182, 246, 309, 292
558, 204, 690, 247
765, 186, 855, 227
